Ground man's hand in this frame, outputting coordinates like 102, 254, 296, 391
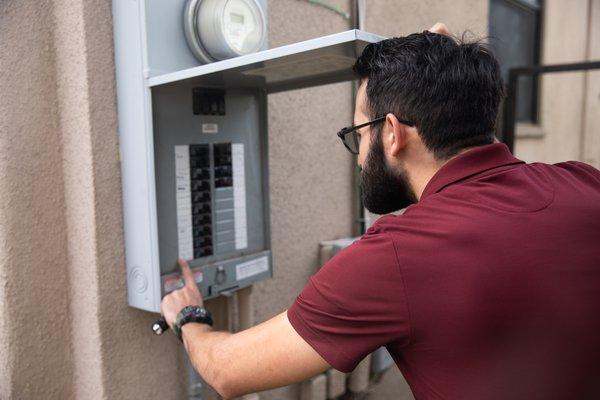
428, 22, 450, 36
160, 258, 204, 330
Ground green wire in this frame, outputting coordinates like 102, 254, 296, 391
302, 0, 364, 233
304, 0, 352, 26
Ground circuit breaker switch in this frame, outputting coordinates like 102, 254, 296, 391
193, 214, 211, 226
215, 165, 232, 177
215, 177, 233, 187
192, 88, 226, 116
218, 97, 226, 115
192, 191, 210, 203
193, 225, 211, 236
216, 155, 231, 164
193, 236, 212, 247
189, 145, 209, 157
191, 180, 210, 191
192, 203, 211, 214
191, 168, 210, 179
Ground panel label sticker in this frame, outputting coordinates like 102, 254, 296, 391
164, 276, 184, 293
232, 143, 248, 250
163, 270, 203, 293
175, 145, 193, 260
201, 123, 218, 134
236, 256, 269, 281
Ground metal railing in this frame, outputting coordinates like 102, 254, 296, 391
501, 60, 600, 151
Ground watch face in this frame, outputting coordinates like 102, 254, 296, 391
183, 306, 195, 314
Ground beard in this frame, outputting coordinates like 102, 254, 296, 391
360, 131, 417, 215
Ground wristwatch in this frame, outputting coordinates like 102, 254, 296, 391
173, 305, 214, 342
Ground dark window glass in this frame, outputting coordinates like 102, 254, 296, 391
489, 0, 541, 123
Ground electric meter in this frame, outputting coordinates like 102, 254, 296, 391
184, 0, 267, 63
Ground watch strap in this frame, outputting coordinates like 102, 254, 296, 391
174, 306, 214, 342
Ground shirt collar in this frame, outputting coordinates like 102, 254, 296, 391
420, 143, 525, 200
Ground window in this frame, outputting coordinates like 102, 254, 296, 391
489, 0, 542, 123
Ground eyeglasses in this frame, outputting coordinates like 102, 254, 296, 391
336, 115, 414, 155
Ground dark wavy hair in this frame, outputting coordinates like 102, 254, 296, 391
353, 32, 505, 160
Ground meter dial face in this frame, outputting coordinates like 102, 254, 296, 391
185, 0, 267, 63
221, 0, 264, 55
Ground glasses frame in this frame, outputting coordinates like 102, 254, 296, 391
336, 115, 415, 155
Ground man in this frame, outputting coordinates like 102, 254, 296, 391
161, 23, 600, 399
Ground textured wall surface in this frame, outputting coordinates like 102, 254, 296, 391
257, 0, 356, 321
254, 1, 356, 398
0, 0, 486, 399
0, 0, 186, 399
10, 1, 597, 400
0, 0, 356, 398
364, 0, 488, 38
0, 1, 74, 398
514, 0, 599, 166
582, 0, 600, 168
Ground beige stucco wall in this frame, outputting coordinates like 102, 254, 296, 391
514, 0, 600, 167
253, 1, 357, 399
0, 0, 357, 398
0, 2, 74, 398
0, 1, 491, 399
16, 1, 600, 399
364, 0, 488, 38
1, 1, 187, 399
582, 0, 600, 168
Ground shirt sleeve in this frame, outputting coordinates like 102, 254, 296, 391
287, 225, 410, 372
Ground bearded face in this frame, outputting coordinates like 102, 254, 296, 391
360, 128, 417, 215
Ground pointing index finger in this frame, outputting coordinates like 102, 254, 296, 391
178, 257, 196, 287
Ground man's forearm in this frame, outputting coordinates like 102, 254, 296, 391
181, 324, 234, 397
161, 260, 329, 398
179, 311, 331, 399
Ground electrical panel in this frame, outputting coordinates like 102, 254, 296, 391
153, 85, 271, 300
112, 0, 384, 312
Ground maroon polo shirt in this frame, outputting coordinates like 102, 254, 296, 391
288, 143, 600, 400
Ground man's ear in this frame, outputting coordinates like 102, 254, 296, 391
385, 113, 409, 157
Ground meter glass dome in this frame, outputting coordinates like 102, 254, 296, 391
189, 0, 266, 63
222, 0, 264, 55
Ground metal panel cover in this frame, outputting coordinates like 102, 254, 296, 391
148, 30, 385, 92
